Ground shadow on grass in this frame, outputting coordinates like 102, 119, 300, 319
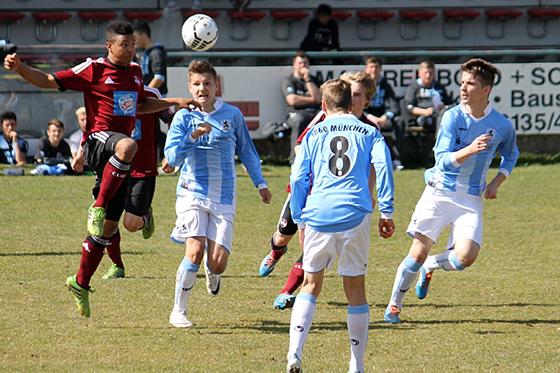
0, 250, 144, 257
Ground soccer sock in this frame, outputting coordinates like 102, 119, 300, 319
424, 249, 467, 272
173, 257, 200, 312
105, 229, 124, 269
288, 293, 316, 360
280, 255, 304, 294
347, 304, 369, 373
270, 232, 287, 260
140, 210, 151, 229
388, 254, 423, 309
77, 236, 107, 289
94, 155, 130, 210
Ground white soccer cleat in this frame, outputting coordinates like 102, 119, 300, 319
204, 253, 221, 296
287, 354, 302, 373
169, 310, 193, 328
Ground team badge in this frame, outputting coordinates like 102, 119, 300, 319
487, 128, 495, 141
280, 218, 288, 228
134, 76, 141, 86
221, 120, 231, 131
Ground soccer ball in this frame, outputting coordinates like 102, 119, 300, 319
181, 14, 219, 51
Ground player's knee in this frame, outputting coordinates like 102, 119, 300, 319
208, 259, 227, 274
115, 138, 138, 161
123, 214, 142, 232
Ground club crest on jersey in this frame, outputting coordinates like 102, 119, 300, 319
134, 76, 141, 86
114, 91, 138, 117
487, 128, 495, 141
221, 120, 231, 131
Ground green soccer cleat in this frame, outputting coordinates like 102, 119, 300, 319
101, 263, 125, 279
87, 202, 105, 237
142, 207, 155, 239
66, 275, 94, 318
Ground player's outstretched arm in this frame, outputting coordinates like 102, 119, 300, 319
137, 97, 200, 114
4, 53, 59, 89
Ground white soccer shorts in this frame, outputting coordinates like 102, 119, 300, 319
302, 213, 371, 277
171, 194, 236, 253
407, 186, 483, 247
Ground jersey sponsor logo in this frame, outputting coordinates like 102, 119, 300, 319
487, 128, 495, 141
113, 91, 138, 117
221, 120, 231, 131
134, 76, 141, 86
131, 119, 142, 140
111, 171, 126, 178
104, 77, 115, 84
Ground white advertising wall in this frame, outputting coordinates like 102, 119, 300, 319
169, 63, 560, 138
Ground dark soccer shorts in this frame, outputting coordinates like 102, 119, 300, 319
277, 193, 298, 236
126, 176, 156, 217
84, 131, 131, 222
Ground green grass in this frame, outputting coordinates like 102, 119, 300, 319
0, 164, 559, 372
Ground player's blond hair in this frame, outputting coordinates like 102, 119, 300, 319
75, 107, 86, 117
321, 79, 352, 112
340, 70, 376, 109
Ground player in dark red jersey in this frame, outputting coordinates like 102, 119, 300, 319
4, 21, 197, 318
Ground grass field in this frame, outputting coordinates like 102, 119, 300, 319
1, 164, 559, 372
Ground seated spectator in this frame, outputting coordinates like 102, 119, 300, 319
402, 61, 454, 134
282, 51, 321, 162
34, 119, 72, 167
68, 106, 86, 158
364, 56, 403, 170
0, 110, 27, 165
300, 4, 340, 52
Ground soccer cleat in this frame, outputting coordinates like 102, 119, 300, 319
142, 207, 155, 239
169, 310, 193, 328
274, 293, 296, 310
259, 246, 288, 277
66, 275, 94, 318
384, 305, 401, 324
101, 263, 125, 279
87, 202, 105, 237
204, 254, 221, 296
286, 354, 302, 373
415, 266, 433, 300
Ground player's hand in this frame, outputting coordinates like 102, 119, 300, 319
299, 227, 305, 247
379, 218, 395, 239
424, 107, 434, 116
177, 99, 201, 111
71, 154, 85, 173
259, 188, 272, 204
468, 134, 489, 155
4, 53, 20, 71
484, 180, 499, 199
192, 122, 212, 138
161, 158, 175, 173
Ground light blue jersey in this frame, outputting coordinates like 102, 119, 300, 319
425, 103, 519, 196
165, 98, 267, 205
291, 113, 395, 233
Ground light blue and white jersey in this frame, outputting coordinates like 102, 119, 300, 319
165, 98, 267, 205
425, 103, 519, 196
290, 113, 395, 233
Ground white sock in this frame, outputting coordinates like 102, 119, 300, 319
348, 304, 369, 373
287, 293, 316, 361
424, 250, 466, 272
173, 257, 199, 312
388, 254, 423, 309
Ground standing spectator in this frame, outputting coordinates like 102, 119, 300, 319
286, 79, 395, 373
166, 61, 271, 328
282, 51, 321, 163
0, 110, 27, 165
34, 119, 72, 166
402, 60, 454, 134
68, 106, 87, 158
384, 59, 519, 324
133, 23, 167, 96
4, 20, 196, 318
300, 4, 340, 51
364, 56, 404, 171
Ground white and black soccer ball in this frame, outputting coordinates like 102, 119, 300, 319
181, 14, 219, 51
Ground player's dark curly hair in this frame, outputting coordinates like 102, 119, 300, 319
461, 58, 499, 88
106, 21, 133, 43
188, 60, 218, 81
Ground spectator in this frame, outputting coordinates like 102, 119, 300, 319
282, 51, 321, 162
300, 4, 340, 51
364, 56, 404, 171
133, 23, 167, 96
68, 106, 86, 158
0, 110, 27, 165
402, 60, 454, 134
34, 119, 72, 166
